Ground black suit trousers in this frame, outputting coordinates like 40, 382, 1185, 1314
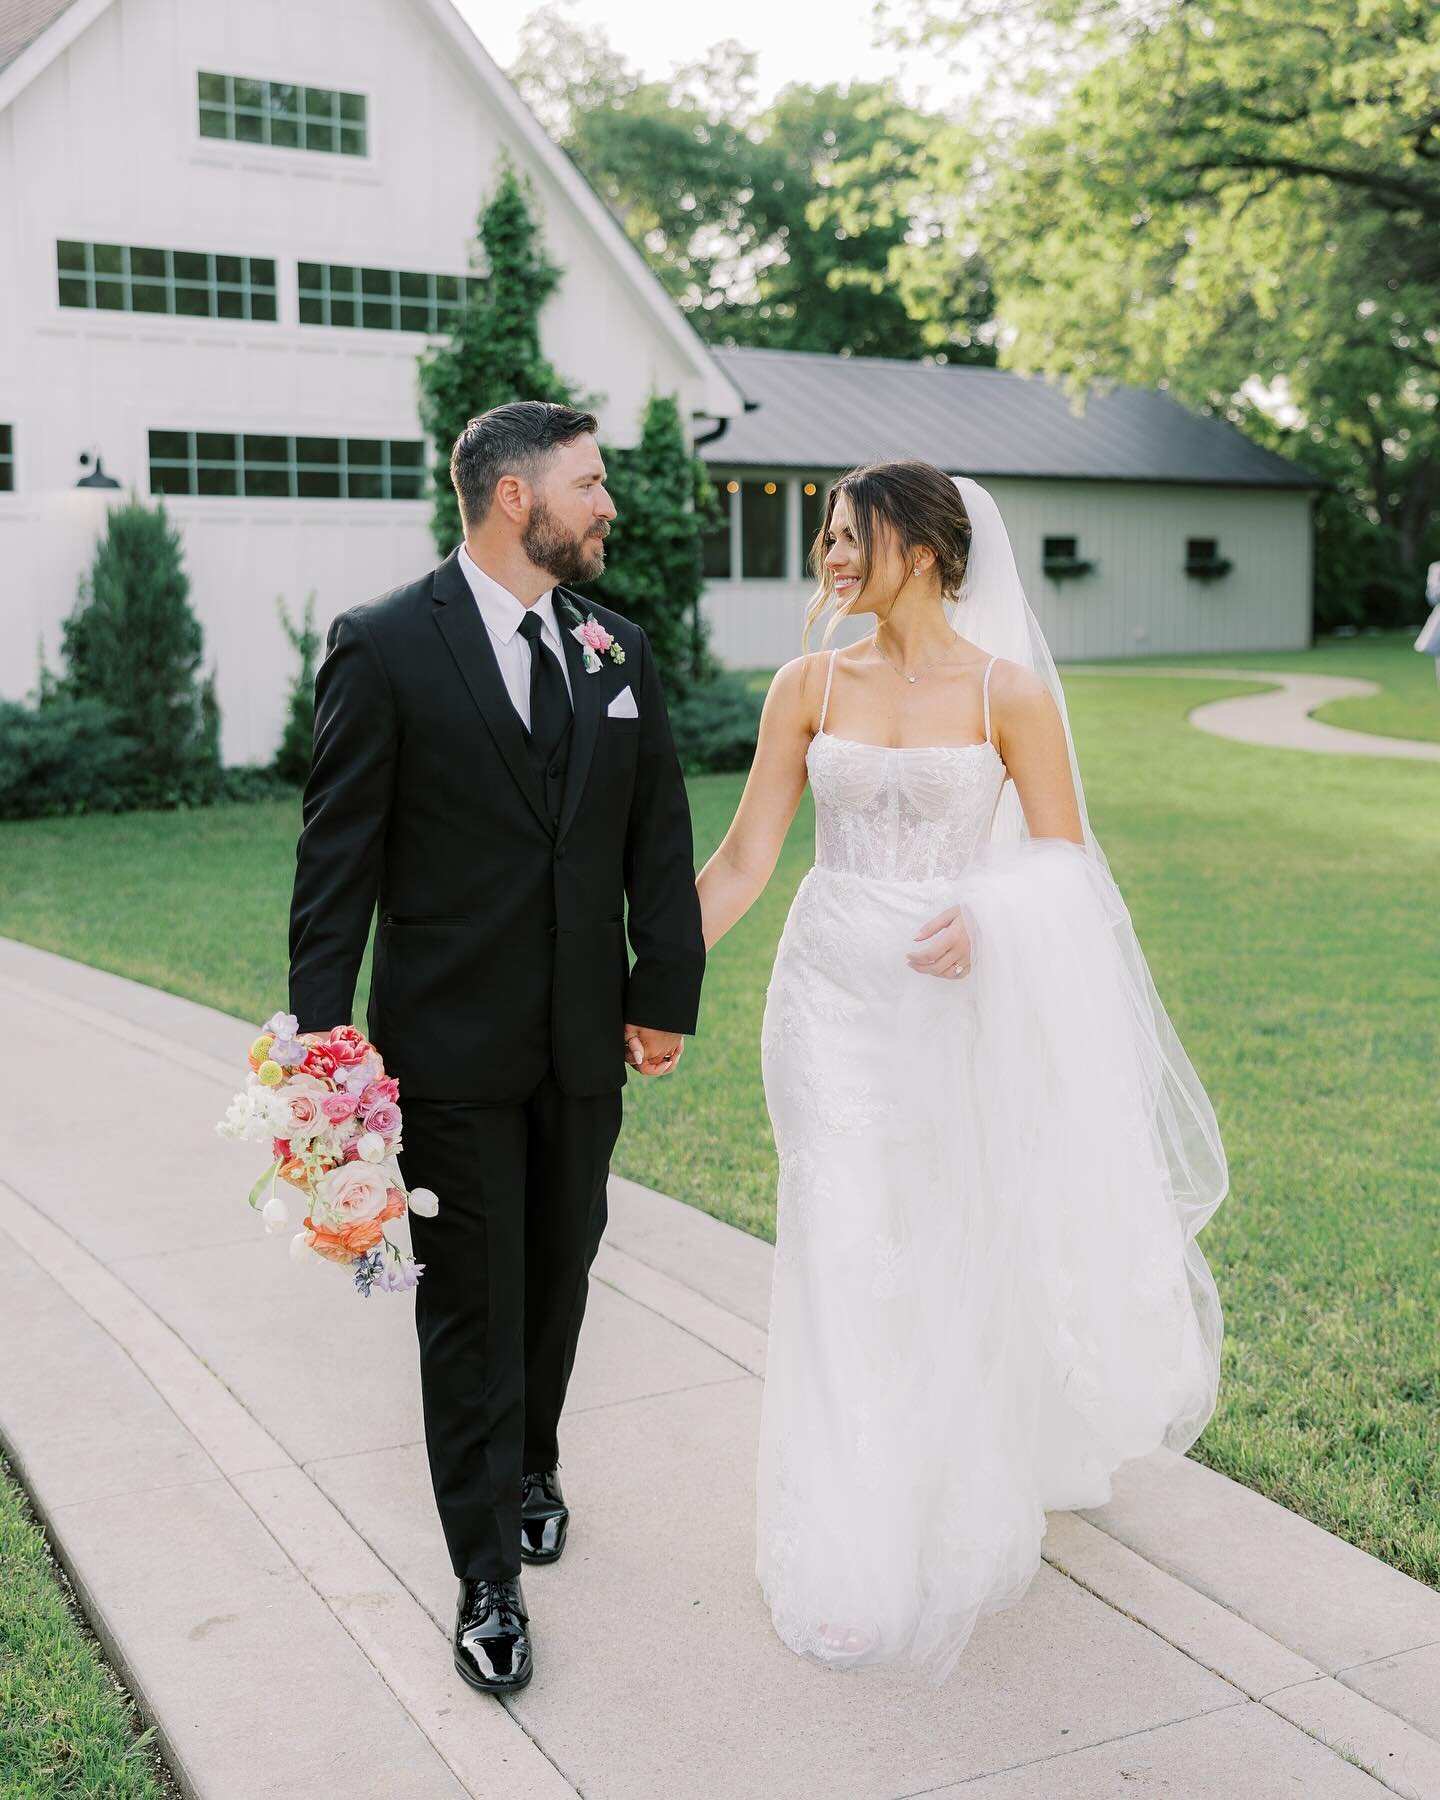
399, 1074, 623, 1580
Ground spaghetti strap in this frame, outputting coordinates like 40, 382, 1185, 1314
818, 649, 839, 734
982, 655, 997, 745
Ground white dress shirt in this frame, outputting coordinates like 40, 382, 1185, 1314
457, 543, 574, 731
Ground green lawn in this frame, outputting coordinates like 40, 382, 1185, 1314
0, 1455, 175, 1799
0, 642, 1436, 1594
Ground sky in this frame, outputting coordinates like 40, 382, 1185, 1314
458, 0, 984, 114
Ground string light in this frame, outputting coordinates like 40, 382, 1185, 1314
726, 480, 739, 494
803, 482, 817, 495
764, 481, 777, 494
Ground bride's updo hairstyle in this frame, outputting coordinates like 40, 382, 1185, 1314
804, 459, 972, 648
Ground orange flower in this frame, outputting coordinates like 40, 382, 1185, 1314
302, 1215, 385, 1264
379, 1189, 406, 1223
278, 1157, 311, 1189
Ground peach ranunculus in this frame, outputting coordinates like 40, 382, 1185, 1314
314, 1161, 389, 1227
380, 1189, 407, 1223
303, 1215, 385, 1264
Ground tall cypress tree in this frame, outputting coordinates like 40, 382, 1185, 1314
61, 498, 221, 805
419, 161, 581, 555
588, 393, 716, 690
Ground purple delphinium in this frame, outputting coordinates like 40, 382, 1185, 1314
353, 1250, 384, 1298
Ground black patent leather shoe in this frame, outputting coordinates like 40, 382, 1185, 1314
520, 1466, 569, 1565
453, 1576, 533, 1694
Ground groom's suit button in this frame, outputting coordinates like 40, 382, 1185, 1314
555, 845, 567, 859
548, 763, 562, 780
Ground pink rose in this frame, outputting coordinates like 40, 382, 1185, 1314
578, 619, 613, 653
364, 1101, 401, 1140
273, 1073, 330, 1140
359, 1078, 400, 1112
315, 1161, 389, 1226
321, 1092, 360, 1124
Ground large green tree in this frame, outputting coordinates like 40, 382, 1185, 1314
418, 160, 583, 555
900, 0, 1440, 625
509, 7, 996, 362
417, 164, 712, 689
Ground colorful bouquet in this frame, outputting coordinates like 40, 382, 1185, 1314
216, 1013, 437, 1297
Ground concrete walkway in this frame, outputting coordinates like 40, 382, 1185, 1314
3, 932, 1439, 1800
1065, 665, 1440, 761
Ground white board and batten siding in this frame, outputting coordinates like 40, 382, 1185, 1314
700, 474, 1314, 671
0, 0, 737, 763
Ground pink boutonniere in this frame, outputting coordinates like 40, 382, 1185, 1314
571, 615, 626, 675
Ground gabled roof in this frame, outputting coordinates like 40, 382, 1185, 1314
0, 0, 85, 72
0, 0, 745, 420
703, 348, 1321, 489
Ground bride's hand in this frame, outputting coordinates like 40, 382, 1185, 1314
908, 906, 973, 980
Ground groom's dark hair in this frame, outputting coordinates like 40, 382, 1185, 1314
451, 400, 600, 526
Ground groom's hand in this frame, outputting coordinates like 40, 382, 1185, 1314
624, 1024, 685, 1077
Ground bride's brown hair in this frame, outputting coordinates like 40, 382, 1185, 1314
804, 460, 973, 650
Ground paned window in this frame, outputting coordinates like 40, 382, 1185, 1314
197, 73, 367, 156
1043, 535, 1078, 562
740, 479, 787, 580
703, 480, 735, 578
0, 425, 13, 492
297, 262, 481, 332
149, 431, 425, 500
57, 241, 277, 321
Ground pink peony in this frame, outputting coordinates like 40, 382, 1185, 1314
314, 1161, 389, 1226
321, 1092, 360, 1124
577, 619, 614, 653
364, 1101, 401, 1140
359, 1078, 400, 1112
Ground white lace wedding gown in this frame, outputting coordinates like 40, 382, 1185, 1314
757, 652, 1223, 1681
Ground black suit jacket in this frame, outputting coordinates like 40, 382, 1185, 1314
287, 550, 705, 1103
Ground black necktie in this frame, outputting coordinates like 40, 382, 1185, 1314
518, 609, 572, 758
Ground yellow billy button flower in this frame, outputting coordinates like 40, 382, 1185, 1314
257, 1059, 285, 1086
250, 1033, 275, 1063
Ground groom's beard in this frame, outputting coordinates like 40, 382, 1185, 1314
524, 500, 608, 587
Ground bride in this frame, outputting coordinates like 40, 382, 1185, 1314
695, 462, 1226, 1681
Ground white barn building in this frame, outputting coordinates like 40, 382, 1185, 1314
0, 0, 743, 763
697, 348, 1321, 669
1, 0, 1319, 767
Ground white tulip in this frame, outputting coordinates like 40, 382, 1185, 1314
289, 1230, 315, 1263
262, 1193, 291, 1233
407, 1186, 439, 1218
357, 1131, 387, 1163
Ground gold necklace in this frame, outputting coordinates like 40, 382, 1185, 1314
870, 635, 961, 685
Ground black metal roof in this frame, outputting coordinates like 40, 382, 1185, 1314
701, 347, 1320, 489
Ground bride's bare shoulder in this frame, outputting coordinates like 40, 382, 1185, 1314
987, 657, 1057, 711
767, 652, 836, 725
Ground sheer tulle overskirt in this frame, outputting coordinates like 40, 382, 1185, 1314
757, 841, 1223, 1683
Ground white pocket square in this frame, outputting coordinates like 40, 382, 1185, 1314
606, 686, 639, 719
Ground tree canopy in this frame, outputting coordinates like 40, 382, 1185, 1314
899, 0, 1440, 623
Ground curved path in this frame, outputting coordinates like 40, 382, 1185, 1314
4, 933, 1439, 1798
1064, 665, 1440, 762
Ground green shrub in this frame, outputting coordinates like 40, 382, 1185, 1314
668, 672, 763, 774
273, 593, 320, 785
60, 498, 222, 806
0, 698, 139, 819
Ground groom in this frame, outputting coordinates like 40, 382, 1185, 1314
288, 400, 705, 1694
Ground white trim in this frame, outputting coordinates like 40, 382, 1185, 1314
0, 0, 110, 113
0, 0, 748, 424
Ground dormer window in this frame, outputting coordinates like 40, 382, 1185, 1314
197, 74, 367, 157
